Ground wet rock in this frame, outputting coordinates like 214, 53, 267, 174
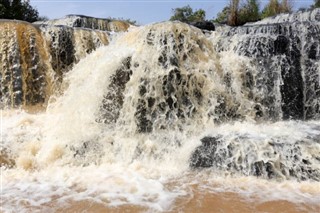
190, 21, 215, 31
0, 20, 109, 108
98, 57, 132, 124
69, 141, 104, 166
34, 14, 130, 32
190, 136, 222, 168
190, 136, 320, 181
0, 149, 15, 168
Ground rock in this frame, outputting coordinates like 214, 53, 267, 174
190, 136, 320, 181
0, 149, 15, 168
190, 21, 215, 31
190, 136, 221, 168
34, 14, 131, 32
0, 19, 109, 108
215, 9, 320, 120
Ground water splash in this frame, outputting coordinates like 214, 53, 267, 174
1, 15, 320, 212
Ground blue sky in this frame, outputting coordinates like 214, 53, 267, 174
30, 0, 315, 24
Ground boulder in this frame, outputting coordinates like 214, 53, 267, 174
190, 21, 215, 31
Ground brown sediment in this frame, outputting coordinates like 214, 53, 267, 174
171, 190, 318, 213
53, 201, 147, 213
21, 104, 47, 113
97, 31, 109, 45
108, 20, 131, 32
28, 192, 320, 213
0, 149, 15, 168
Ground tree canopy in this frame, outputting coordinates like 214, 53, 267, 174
313, 0, 320, 8
215, 0, 260, 26
261, 0, 292, 18
0, 0, 41, 22
214, 0, 295, 26
238, 0, 260, 24
169, 5, 206, 23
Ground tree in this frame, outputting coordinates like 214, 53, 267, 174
238, 0, 261, 24
215, 0, 260, 26
191, 9, 206, 22
281, 0, 293, 13
0, 0, 40, 22
228, 0, 240, 26
170, 5, 206, 23
261, 0, 293, 18
215, 6, 230, 23
312, 0, 320, 8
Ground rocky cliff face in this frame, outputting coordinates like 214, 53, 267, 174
34, 14, 130, 32
189, 9, 320, 177
0, 14, 132, 109
2, 9, 320, 118
213, 8, 320, 120
0, 20, 52, 108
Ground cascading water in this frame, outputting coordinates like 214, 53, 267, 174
34, 14, 130, 32
0, 19, 112, 109
1, 11, 320, 213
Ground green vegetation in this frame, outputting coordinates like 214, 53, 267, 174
238, 0, 260, 25
120, 18, 137, 26
213, 0, 295, 26
0, 0, 41, 22
108, 17, 138, 25
215, 0, 260, 26
169, 5, 206, 23
215, 6, 230, 24
312, 0, 320, 8
261, 0, 292, 19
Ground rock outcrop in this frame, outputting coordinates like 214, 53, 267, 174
34, 14, 130, 32
0, 14, 132, 109
190, 21, 215, 31
190, 135, 320, 181
213, 8, 320, 120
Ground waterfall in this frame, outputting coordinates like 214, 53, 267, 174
1, 10, 320, 213
0, 19, 111, 109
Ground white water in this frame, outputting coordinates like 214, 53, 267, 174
1, 22, 320, 212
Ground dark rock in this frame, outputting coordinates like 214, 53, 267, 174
190, 136, 221, 168
0, 149, 15, 168
190, 21, 215, 31
190, 136, 320, 181
98, 57, 132, 124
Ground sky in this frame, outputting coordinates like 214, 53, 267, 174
30, 0, 315, 25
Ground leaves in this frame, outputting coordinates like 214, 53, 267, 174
0, 0, 40, 22
170, 5, 206, 23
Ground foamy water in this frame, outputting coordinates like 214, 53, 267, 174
1, 22, 320, 212
1, 110, 320, 212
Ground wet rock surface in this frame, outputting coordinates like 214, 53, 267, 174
190, 21, 215, 31
0, 19, 109, 108
34, 14, 131, 32
215, 9, 320, 120
190, 135, 320, 181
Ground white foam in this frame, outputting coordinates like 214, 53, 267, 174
2, 22, 320, 212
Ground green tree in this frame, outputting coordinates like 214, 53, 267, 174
312, 0, 320, 8
0, 0, 40, 22
261, 0, 292, 18
215, 0, 260, 26
191, 9, 206, 22
281, 0, 293, 13
215, 6, 230, 23
228, 0, 240, 26
238, 0, 261, 24
170, 5, 206, 23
